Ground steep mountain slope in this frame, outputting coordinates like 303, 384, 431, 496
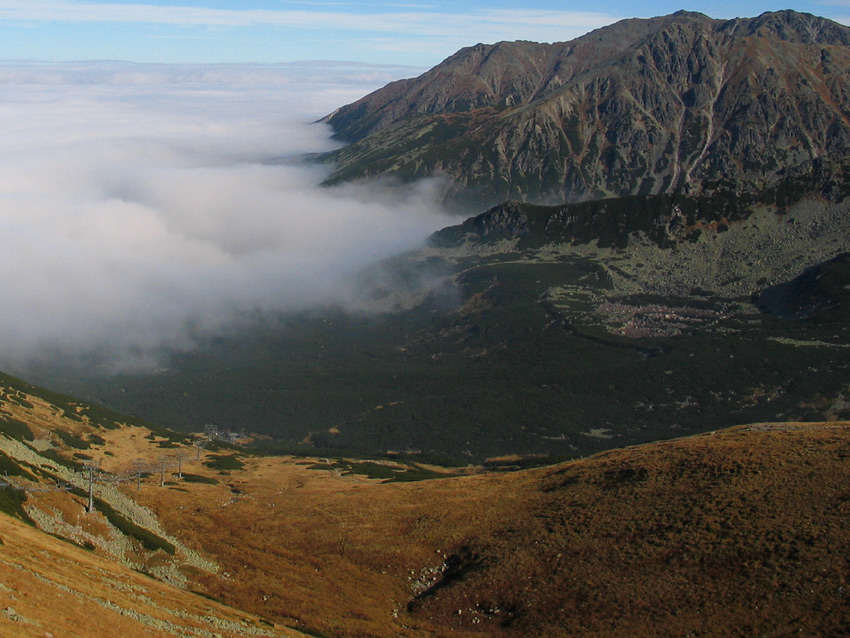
755, 251, 850, 319
0, 373, 302, 637
0, 514, 291, 637
322, 10, 850, 208
87, 421, 850, 638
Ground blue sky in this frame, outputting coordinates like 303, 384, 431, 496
0, 1, 848, 67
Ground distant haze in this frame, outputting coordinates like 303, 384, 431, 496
0, 61, 454, 373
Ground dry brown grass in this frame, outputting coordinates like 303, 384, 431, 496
127, 422, 850, 638
0, 512, 298, 637
3, 380, 849, 638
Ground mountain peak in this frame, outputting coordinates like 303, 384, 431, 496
720, 9, 850, 45
322, 9, 850, 208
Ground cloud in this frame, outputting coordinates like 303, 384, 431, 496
0, 1, 619, 44
0, 61, 455, 373
0, 2, 622, 67
0, 1, 611, 30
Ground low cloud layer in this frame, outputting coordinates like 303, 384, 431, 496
0, 61, 454, 372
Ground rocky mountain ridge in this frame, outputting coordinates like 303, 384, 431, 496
322, 10, 850, 208
432, 155, 850, 245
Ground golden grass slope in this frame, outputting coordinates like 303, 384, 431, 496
0, 512, 298, 637
129, 422, 850, 638
1, 377, 849, 637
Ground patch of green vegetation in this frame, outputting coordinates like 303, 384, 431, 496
0, 415, 34, 442
56, 429, 91, 450
203, 439, 242, 453
60, 408, 84, 423
0, 486, 35, 526
484, 456, 574, 472
0, 451, 35, 480
288, 624, 332, 638
63, 483, 88, 500
53, 286, 850, 461
40, 449, 86, 471
400, 452, 468, 468
93, 498, 175, 554
204, 455, 245, 471
307, 462, 335, 471
7, 394, 34, 409
246, 440, 373, 459
88, 434, 107, 446
191, 590, 224, 605
162, 431, 191, 445
308, 459, 456, 483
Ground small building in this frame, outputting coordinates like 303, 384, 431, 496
204, 424, 221, 439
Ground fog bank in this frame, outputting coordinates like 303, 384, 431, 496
0, 61, 454, 373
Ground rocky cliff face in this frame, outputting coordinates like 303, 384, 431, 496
322, 10, 850, 208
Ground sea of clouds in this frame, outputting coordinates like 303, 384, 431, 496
0, 61, 454, 373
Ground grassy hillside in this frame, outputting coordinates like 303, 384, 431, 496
132, 421, 850, 638
0, 370, 848, 636
0, 375, 303, 637
0, 513, 296, 637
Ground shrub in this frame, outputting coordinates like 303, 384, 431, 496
0, 415, 34, 442
182, 473, 219, 485
56, 430, 91, 450
0, 486, 34, 526
93, 498, 175, 554
40, 449, 86, 471
0, 451, 35, 479
204, 455, 245, 471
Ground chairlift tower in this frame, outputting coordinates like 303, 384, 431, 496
82, 462, 98, 513
193, 439, 207, 460
174, 452, 185, 480
133, 458, 146, 490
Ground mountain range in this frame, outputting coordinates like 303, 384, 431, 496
322, 10, 850, 208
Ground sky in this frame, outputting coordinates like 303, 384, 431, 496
0, 1, 847, 67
